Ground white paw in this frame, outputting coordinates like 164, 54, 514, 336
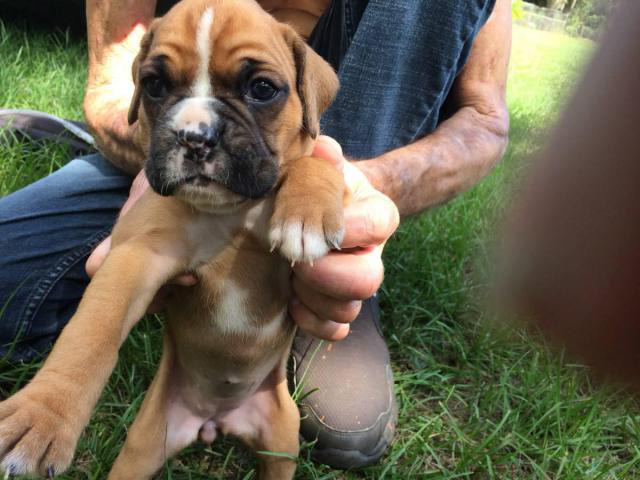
269, 220, 343, 265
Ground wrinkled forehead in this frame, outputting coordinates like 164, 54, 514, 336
147, 0, 295, 90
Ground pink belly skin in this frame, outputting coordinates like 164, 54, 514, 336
162, 367, 281, 454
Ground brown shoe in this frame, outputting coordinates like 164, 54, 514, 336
291, 295, 397, 469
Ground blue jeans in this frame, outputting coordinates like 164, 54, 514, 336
0, 0, 494, 362
0, 155, 131, 361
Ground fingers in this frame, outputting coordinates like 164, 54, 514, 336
119, 170, 150, 217
342, 193, 400, 249
288, 151, 395, 338
312, 135, 344, 171
292, 276, 362, 324
85, 236, 111, 278
289, 296, 350, 341
293, 248, 384, 301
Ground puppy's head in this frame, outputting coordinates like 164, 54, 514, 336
128, 0, 339, 211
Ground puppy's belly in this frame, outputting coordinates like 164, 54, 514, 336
166, 288, 292, 413
160, 323, 293, 449
162, 360, 288, 448
161, 209, 294, 444
171, 332, 287, 415
163, 296, 294, 444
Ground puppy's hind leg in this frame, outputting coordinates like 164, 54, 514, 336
256, 382, 300, 480
108, 336, 204, 480
220, 372, 300, 480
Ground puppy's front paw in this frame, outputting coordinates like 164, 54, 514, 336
269, 157, 345, 265
269, 211, 344, 265
0, 391, 77, 477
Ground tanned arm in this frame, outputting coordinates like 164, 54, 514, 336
84, 0, 157, 174
357, 0, 512, 216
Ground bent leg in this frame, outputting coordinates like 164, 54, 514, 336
220, 370, 300, 480
109, 338, 204, 480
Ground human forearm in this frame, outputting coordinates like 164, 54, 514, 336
83, 90, 147, 174
357, 105, 508, 216
357, 0, 511, 217
84, 0, 157, 174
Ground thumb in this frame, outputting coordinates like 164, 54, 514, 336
342, 193, 400, 249
312, 135, 344, 172
85, 236, 111, 278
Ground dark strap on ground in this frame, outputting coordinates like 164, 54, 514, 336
0, 109, 95, 156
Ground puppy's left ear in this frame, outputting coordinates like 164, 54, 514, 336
281, 25, 339, 139
128, 19, 160, 125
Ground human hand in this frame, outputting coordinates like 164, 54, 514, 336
289, 136, 400, 341
85, 170, 198, 313
84, 1, 157, 173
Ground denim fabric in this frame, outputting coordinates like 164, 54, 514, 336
0, 0, 494, 362
321, 0, 495, 159
0, 155, 131, 361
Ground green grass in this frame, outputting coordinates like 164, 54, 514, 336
2, 21, 639, 479
0, 20, 85, 194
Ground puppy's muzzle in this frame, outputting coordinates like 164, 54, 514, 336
147, 94, 278, 200
176, 121, 223, 163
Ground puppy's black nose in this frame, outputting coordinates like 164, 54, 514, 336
177, 122, 221, 154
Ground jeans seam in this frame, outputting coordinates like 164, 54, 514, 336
344, 0, 355, 41
17, 226, 112, 342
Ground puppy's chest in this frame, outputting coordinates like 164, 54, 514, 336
193, 254, 290, 338
165, 242, 293, 407
184, 198, 273, 268
166, 196, 292, 346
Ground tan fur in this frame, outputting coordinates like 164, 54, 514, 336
0, 1, 343, 478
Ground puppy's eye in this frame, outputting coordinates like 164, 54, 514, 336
248, 78, 279, 102
142, 76, 168, 100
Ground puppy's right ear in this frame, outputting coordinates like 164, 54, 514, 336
128, 19, 160, 125
280, 24, 339, 139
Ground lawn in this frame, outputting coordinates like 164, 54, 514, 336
1, 19, 639, 479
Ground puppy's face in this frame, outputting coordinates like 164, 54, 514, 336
128, 0, 338, 211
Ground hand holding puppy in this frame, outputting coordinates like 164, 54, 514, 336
289, 136, 399, 341
86, 135, 399, 338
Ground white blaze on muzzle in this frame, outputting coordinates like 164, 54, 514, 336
194, 6, 215, 98
168, 7, 219, 138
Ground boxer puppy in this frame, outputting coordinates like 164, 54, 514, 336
0, 1, 344, 478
